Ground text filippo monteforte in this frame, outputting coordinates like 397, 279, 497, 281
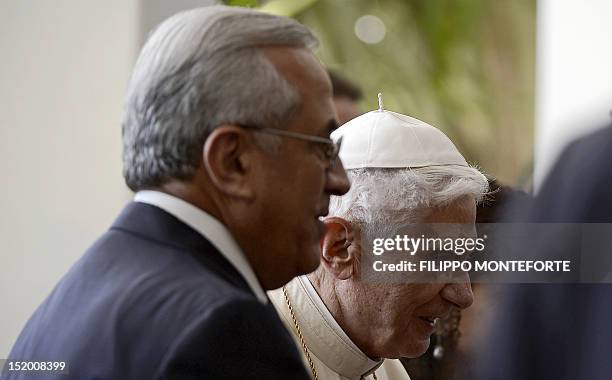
371, 235, 571, 274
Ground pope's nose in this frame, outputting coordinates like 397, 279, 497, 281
440, 279, 474, 309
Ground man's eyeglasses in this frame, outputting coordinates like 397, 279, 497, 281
236, 124, 342, 168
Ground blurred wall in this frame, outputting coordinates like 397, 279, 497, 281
141, 0, 216, 44
535, 0, 612, 189
0, 1, 139, 356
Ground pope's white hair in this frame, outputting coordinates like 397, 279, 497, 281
122, 6, 317, 191
329, 165, 489, 230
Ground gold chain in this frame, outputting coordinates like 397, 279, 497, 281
282, 286, 378, 380
283, 286, 319, 380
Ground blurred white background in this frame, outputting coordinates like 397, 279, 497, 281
0, 0, 137, 356
535, 0, 612, 189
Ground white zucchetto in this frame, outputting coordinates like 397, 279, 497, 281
332, 103, 468, 170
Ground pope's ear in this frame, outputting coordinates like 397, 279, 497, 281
320, 217, 357, 280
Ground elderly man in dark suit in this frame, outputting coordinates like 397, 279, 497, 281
6, 6, 350, 379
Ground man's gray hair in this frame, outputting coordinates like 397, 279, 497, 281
122, 6, 317, 191
329, 165, 489, 229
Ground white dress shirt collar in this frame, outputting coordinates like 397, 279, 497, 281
134, 190, 268, 303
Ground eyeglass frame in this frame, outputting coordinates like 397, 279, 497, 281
235, 124, 343, 168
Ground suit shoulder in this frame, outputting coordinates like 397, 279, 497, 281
157, 298, 309, 379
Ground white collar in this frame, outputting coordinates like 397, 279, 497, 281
134, 190, 268, 303
281, 276, 383, 378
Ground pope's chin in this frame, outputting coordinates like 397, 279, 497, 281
410, 336, 432, 358
392, 336, 431, 359
394, 325, 435, 358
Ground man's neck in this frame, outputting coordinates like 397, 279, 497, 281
157, 181, 279, 291
157, 181, 224, 222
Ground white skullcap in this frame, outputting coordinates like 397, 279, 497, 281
331, 106, 468, 170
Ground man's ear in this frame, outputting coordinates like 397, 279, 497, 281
321, 217, 358, 280
203, 126, 255, 199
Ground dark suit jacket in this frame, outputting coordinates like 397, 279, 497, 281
7, 202, 309, 379
477, 126, 612, 380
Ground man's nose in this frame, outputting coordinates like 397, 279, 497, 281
440, 276, 474, 309
326, 158, 351, 196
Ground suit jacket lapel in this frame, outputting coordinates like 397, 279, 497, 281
111, 202, 253, 295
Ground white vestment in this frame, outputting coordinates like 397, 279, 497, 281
269, 277, 411, 380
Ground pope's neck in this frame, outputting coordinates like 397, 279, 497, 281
307, 271, 380, 359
